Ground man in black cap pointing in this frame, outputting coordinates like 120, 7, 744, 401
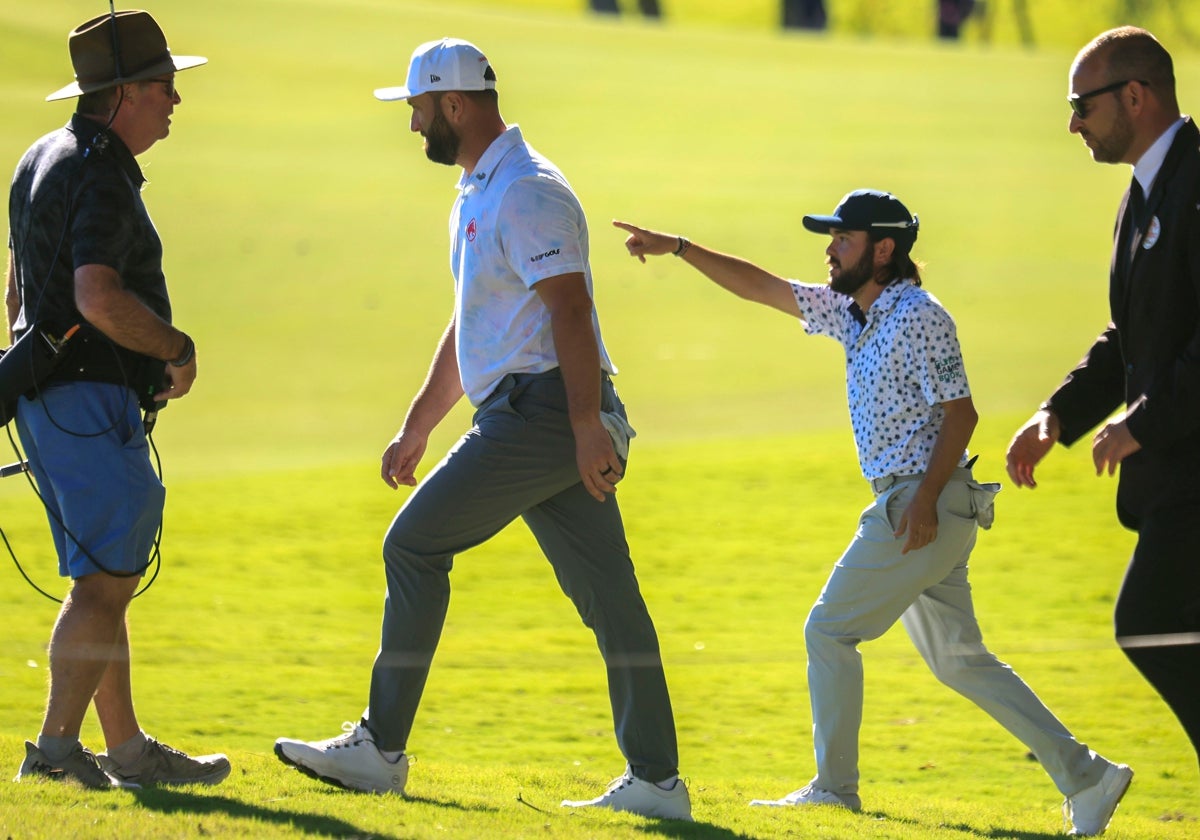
616, 192, 1129, 835
6, 9, 227, 789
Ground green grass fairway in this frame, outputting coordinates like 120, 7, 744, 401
2, 2, 1199, 837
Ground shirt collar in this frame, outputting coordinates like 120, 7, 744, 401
1133, 115, 1186, 195
69, 113, 145, 187
456, 124, 523, 194
856, 277, 912, 323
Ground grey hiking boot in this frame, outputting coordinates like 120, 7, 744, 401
98, 736, 231, 786
14, 741, 117, 790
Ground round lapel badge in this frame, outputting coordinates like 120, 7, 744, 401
1142, 215, 1161, 249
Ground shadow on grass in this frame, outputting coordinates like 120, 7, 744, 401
132, 787, 409, 839
404, 792, 496, 813
557, 812, 755, 839
134, 786, 747, 838
952, 828, 1066, 840
862, 809, 1068, 840
636, 823, 756, 839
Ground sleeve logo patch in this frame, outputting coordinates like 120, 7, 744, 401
529, 248, 560, 263
935, 356, 963, 383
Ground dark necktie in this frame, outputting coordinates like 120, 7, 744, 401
1119, 177, 1145, 273
1129, 177, 1146, 230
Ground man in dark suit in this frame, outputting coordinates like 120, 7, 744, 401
1007, 26, 1200, 772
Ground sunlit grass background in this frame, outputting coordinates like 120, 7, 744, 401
1, 1, 1198, 837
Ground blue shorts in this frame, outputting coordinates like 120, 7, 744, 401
15, 381, 165, 579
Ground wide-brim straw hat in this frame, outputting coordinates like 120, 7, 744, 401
46, 9, 206, 102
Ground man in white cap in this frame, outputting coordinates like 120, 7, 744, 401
274, 38, 691, 820
7, 9, 228, 788
615, 193, 1130, 835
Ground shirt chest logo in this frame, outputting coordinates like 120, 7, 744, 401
465, 218, 477, 242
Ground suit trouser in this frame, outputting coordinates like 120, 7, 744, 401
805, 475, 1105, 799
1115, 498, 1200, 766
364, 370, 679, 782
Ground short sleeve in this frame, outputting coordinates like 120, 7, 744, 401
70, 165, 137, 273
496, 175, 587, 287
791, 281, 848, 340
909, 303, 971, 405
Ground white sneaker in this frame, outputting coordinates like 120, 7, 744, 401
750, 782, 862, 811
274, 722, 407, 794
561, 768, 692, 821
1065, 760, 1133, 836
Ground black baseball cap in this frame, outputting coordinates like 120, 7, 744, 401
802, 189, 919, 255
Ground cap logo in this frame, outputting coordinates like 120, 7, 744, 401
429, 73, 441, 83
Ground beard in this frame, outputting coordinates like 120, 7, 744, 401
1085, 101, 1135, 164
423, 107, 460, 166
829, 245, 877, 296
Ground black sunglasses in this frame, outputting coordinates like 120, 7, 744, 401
1068, 79, 1148, 119
144, 77, 177, 97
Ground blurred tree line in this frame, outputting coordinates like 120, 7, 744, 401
584, 0, 1197, 50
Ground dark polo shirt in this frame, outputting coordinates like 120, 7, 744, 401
8, 114, 171, 388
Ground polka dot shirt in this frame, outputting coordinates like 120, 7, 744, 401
790, 279, 972, 480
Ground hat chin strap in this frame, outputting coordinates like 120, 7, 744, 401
107, 0, 125, 83
100, 84, 127, 136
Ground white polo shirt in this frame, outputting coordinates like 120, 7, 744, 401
790, 279, 972, 480
448, 125, 615, 406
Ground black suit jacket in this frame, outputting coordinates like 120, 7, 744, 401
1045, 118, 1200, 530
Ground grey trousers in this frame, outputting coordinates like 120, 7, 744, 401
805, 474, 1105, 799
365, 369, 679, 782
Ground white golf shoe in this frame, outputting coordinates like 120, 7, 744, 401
274, 721, 407, 794
1065, 759, 1133, 836
750, 782, 862, 811
561, 768, 692, 820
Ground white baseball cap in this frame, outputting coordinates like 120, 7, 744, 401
374, 37, 496, 102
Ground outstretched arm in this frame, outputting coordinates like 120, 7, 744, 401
613, 220, 802, 317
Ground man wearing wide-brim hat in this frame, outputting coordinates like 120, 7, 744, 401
6, 9, 228, 789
